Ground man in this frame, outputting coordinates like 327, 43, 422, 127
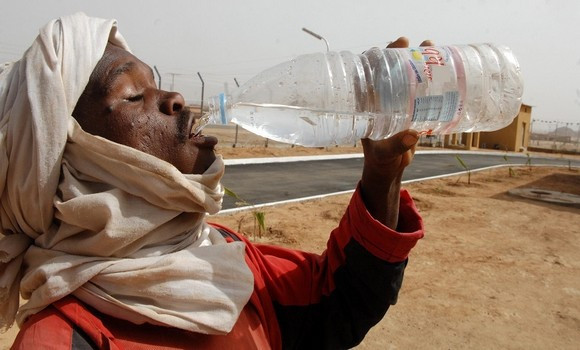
1, 13, 424, 349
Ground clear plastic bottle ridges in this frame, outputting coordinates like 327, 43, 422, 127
201, 44, 523, 147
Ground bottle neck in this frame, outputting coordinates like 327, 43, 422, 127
207, 93, 231, 125
356, 48, 381, 114
190, 93, 231, 135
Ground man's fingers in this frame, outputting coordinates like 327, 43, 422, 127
395, 130, 419, 155
386, 37, 409, 48
393, 130, 419, 168
386, 38, 433, 48
361, 129, 418, 159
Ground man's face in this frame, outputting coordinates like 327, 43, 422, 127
73, 44, 217, 174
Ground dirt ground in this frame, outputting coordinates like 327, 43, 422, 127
210, 166, 580, 350
1, 130, 579, 349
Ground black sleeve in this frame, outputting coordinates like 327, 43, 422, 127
71, 327, 98, 350
273, 238, 408, 350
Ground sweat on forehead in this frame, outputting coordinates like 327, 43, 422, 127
85, 44, 129, 94
86, 44, 155, 97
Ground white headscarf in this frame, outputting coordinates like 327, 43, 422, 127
0, 13, 253, 335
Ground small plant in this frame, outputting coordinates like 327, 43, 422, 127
455, 155, 471, 184
253, 211, 266, 238
503, 154, 516, 177
224, 187, 266, 239
525, 152, 532, 171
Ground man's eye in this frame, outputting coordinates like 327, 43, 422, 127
125, 94, 143, 102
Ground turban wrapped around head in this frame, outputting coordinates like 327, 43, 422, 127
0, 13, 253, 335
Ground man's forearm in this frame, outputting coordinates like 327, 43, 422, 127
360, 166, 403, 230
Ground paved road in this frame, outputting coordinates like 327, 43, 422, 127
221, 152, 580, 210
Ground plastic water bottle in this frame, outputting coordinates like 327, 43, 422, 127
199, 44, 523, 147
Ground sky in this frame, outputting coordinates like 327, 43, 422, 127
1, 0, 579, 132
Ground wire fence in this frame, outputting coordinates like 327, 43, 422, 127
530, 119, 580, 153
207, 121, 580, 155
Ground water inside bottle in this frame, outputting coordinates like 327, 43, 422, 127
227, 102, 375, 147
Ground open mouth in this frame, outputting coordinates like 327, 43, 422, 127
188, 113, 199, 138
189, 116, 211, 138
186, 113, 218, 147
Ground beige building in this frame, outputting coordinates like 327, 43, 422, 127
443, 103, 532, 152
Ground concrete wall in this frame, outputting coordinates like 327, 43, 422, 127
479, 104, 532, 152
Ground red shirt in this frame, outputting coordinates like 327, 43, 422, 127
12, 187, 423, 349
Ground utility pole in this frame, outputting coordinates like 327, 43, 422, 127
553, 121, 559, 149
530, 118, 535, 146
197, 72, 204, 116
576, 122, 580, 152
168, 73, 177, 91
232, 78, 240, 148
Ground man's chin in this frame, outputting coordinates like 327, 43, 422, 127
189, 151, 217, 175
190, 134, 218, 148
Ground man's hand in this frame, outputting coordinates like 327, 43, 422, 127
386, 36, 433, 49
360, 37, 433, 230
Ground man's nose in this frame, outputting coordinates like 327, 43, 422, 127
160, 91, 185, 115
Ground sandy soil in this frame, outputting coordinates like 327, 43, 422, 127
2, 130, 579, 349
210, 166, 580, 350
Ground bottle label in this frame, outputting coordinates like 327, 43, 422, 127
406, 46, 461, 123
408, 47, 451, 84
412, 91, 458, 122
